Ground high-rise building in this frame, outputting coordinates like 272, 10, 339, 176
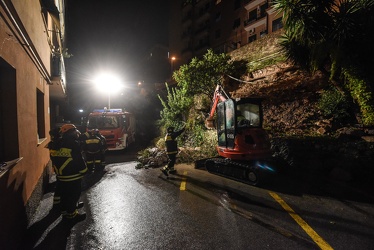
169, 0, 283, 69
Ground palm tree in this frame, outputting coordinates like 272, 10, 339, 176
275, 0, 374, 125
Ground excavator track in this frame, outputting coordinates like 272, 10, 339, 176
204, 157, 260, 186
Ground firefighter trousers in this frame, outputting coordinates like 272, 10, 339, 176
167, 153, 177, 170
86, 152, 102, 171
59, 179, 82, 218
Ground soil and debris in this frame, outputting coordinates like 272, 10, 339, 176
139, 63, 374, 196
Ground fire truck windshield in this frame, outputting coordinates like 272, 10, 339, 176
87, 115, 119, 129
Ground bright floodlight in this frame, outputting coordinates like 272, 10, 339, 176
94, 73, 123, 93
93, 72, 123, 109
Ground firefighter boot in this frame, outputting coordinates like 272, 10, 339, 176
160, 166, 169, 177
76, 201, 84, 209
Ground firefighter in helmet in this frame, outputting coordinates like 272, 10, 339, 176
83, 129, 107, 172
46, 127, 63, 209
161, 124, 185, 176
49, 124, 88, 223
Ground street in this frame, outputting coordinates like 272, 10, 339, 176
24, 145, 374, 250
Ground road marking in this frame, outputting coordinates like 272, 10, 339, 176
269, 192, 333, 250
180, 171, 187, 191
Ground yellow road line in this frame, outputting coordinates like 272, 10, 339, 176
269, 192, 333, 250
180, 171, 187, 191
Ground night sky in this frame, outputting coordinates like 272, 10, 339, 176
64, 0, 170, 116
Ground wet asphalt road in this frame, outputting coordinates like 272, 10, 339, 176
24, 144, 374, 249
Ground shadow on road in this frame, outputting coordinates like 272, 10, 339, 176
21, 209, 82, 250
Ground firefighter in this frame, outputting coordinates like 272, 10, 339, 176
49, 124, 88, 223
46, 127, 62, 209
161, 125, 186, 176
83, 129, 107, 171
93, 129, 107, 164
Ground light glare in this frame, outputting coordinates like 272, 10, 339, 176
94, 73, 123, 93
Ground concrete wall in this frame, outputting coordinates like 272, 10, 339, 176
0, 0, 53, 248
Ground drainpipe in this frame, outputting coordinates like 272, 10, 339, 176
0, 0, 52, 84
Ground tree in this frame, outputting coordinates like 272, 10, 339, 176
275, 0, 374, 125
158, 50, 236, 149
158, 83, 192, 129
172, 49, 235, 97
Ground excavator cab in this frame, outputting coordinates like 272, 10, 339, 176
202, 84, 273, 185
215, 97, 271, 160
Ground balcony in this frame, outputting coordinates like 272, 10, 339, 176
50, 55, 66, 100
244, 16, 266, 31
244, 0, 267, 11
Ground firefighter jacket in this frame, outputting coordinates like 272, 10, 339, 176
84, 134, 104, 154
165, 127, 185, 154
49, 136, 88, 182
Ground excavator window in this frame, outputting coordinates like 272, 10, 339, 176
217, 99, 235, 148
236, 103, 261, 127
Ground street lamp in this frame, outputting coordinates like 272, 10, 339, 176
93, 72, 123, 109
170, 56, 176, 75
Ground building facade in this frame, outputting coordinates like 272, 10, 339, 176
0, 0, 66, 247
169, 0, 283, 69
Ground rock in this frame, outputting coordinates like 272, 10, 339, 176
317, 127, 327, 135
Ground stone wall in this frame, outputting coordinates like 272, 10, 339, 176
228, 30, 284, 62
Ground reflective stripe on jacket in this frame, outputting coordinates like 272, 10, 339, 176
165, 127, 185, 154
85, 135, 102, 154
50, 138, 87, 182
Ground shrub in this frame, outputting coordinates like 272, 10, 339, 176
318, 88, 351, 122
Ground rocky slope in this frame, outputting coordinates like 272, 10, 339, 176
227, 63, 374, 193
139, 62, 374, 195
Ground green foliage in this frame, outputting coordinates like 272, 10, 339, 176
155, 50, 239, 163
158, 83, 192, 129
172, 49, 235, 97
275, 0, 374, 75
343, 69, 374, 126
317, 88, 351, 122
275, 0, 374, 126
247, 53, 286, 72
177, 129, 218, 163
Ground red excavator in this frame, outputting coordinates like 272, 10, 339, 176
203, 84, 274, 185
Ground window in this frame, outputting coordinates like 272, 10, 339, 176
37, 89, 46, 144
272, 17, 283, 32
0, 58, 19, 161
233, 18, 241, 29
217, 99, 235, 149
237, 103, 260, 127
87, 115, 120, 129
248, 34, 256, 43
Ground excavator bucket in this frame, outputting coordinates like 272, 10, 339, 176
205, 117, 215, 129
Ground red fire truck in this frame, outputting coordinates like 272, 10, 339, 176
87, 108, 136, 150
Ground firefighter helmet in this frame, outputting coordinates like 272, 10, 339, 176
60, 124, 77, 134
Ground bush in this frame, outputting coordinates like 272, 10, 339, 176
318, 89, 351, 122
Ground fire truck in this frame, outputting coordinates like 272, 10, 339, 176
87, 108, 136, 150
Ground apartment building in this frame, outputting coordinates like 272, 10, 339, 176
0, 0, 66, 247
169, 0, 283, 68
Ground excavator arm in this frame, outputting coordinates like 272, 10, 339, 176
205, 84, 229, 129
